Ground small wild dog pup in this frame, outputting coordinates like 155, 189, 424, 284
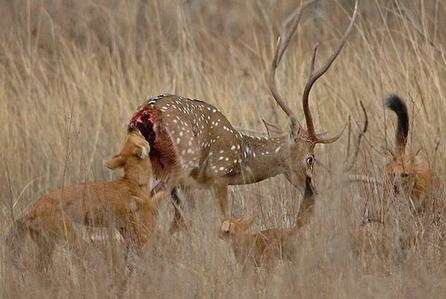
6, 130, 165, 271
384, 95, 432, 212
220, 177, 315, 270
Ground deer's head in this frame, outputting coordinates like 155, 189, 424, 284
268, 0, 358, 192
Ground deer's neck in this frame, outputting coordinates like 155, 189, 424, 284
292, 192, 315, 232
233, 133, 289, 184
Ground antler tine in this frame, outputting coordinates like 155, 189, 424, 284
302, 0, 359, 142
269, 0, 318, 130
344, 100, 369, 171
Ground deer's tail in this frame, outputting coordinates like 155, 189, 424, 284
385, 95, 409, 156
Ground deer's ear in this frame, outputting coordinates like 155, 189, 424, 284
262, 119, 284, 137
105, 155, 125, 170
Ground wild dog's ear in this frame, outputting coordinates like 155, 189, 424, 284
237, 215, 255, 232
220, 220, 233, 233
105, 155, 125, 169
134, 144, 150, 160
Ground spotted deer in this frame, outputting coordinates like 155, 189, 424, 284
128, 0, 359, 232
384, 95, 432, 212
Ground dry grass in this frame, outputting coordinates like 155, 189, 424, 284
1, 0, 445, 298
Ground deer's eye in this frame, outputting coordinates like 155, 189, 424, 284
306, 155, 315, 167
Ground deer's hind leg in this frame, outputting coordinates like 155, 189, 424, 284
214, 184, 229, 218
169, 187, 188, 234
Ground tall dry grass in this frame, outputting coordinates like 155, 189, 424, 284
0, 0, 445, 298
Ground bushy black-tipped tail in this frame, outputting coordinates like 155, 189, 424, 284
385, 95, 409, 155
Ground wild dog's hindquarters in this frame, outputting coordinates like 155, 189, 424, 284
384, 95, 433, 213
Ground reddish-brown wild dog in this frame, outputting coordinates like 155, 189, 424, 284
384, 95, 432, 212
128, 0, 359, 232
219, 177, 315, 270
5, 130, 165, 271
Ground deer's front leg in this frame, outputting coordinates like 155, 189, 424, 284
214, 184, 229, 217
169, 187, 187, 234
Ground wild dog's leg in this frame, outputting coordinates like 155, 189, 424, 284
63, 222, 91, 274
214, 184, 229, 217
169, 187, 187, 234
116, 223, 147, 296
29, 229, 56, 273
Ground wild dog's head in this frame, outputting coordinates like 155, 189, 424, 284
106, 129, 152, 184
219, 215, 255, 240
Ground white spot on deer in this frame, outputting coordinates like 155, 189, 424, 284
218, 156, 224, 161
179, 132, 183, 137
230, 145, 236, 150
173, 119, 177, 123
187, 149, 194, 154
275, 146, 281, 153
219, 167, 225, 171
225, 157, 229, 161
176, 138, 181, 144
213, 109, 217, 113
219, 150, 224, 154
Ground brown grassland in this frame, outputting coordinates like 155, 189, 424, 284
0, 0, 445, 298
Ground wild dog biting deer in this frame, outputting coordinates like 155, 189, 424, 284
5, 130, 165, 272
128, 0, 359, 233
219, 177, 315, 270
384, 95, 432, 212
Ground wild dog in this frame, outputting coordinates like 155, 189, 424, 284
384, 95, 432, 212
5, 130, 165, 272
219, 177, 315, 270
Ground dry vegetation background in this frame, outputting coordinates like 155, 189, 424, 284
0, 0, 445, 298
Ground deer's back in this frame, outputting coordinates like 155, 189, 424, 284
129, 94, 246, 186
